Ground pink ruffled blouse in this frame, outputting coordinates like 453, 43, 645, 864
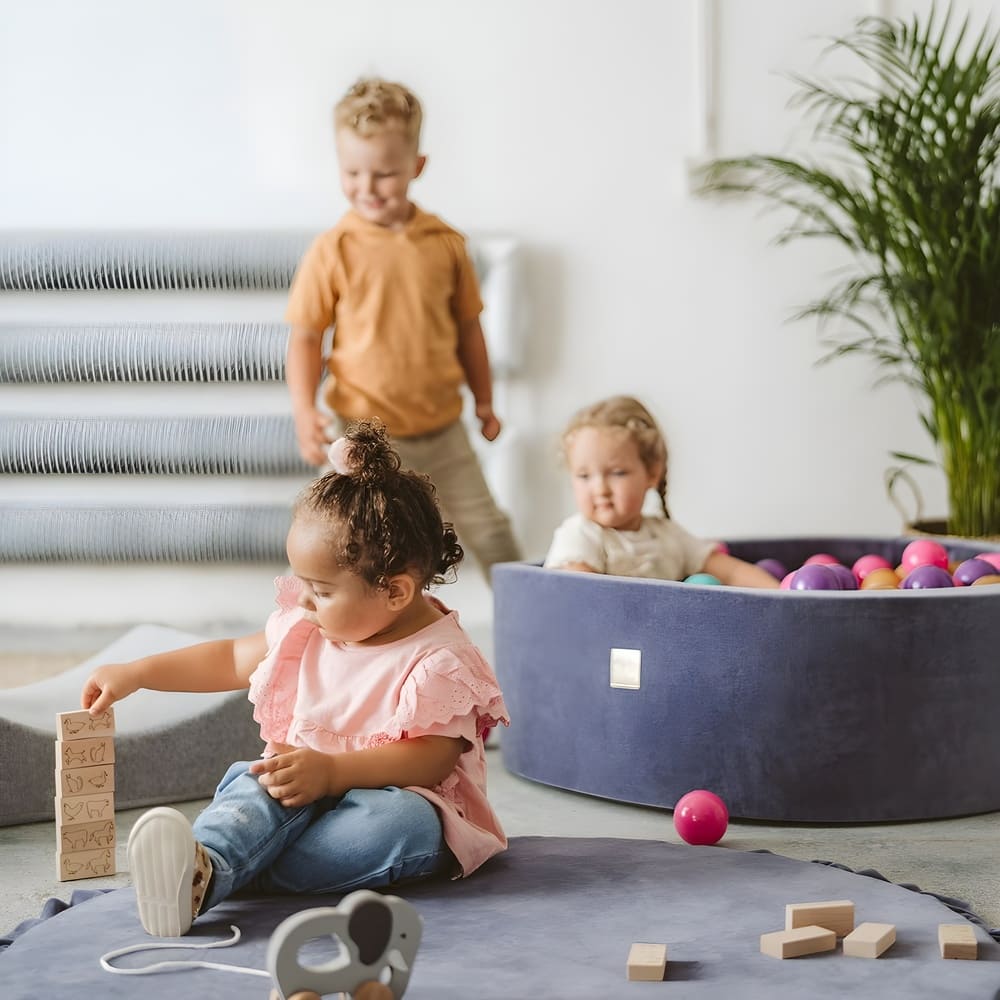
247, 576, 510, 876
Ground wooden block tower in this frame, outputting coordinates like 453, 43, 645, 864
55, 708, 117, 881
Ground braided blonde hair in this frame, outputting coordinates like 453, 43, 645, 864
561, 396, 670, 516
334, 77, 423, 148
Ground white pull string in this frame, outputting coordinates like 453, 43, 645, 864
99, 924, 270, 979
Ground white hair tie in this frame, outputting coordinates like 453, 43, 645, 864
327, 436, 353, 474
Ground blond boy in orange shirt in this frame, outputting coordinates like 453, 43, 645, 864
286, 77, 520, 577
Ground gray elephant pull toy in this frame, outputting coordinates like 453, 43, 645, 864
267, 890, 423, 1000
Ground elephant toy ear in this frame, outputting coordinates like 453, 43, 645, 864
349, 899, 393, 965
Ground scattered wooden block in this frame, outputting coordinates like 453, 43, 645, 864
843, 921, 896, 958
56, 846, 116, 881
55, 736, 115, 769
55, 791, 115, 825
57, 708, 115, 741
785, 899, 855, 937
626, 942, 668, 981
939, 923, 978, 960
57, 762, 116, 797
760, 925, 836, 959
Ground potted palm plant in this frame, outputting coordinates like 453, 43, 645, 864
700, 4, 1000, 538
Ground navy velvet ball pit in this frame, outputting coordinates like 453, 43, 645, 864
493, 537, 1000, 823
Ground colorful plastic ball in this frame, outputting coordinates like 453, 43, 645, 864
826, 563, 857, 590
673, 789, 729, 846
952, 558, 997, 586
901, 538, 949, 572
803, 552, 839, 566
852, 553, 893, 583
756, 558, 787, 580
900, 565, 954, 589
684, 573, 722, 586
790, 564, 842, 590
971, 574, 1000, 586
779, 572, 795, 590
714, 542, 731, 556
975, 552, 1000, 571
860, 567, 900, 590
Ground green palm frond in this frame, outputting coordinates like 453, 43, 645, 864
699, 3, 1000, 536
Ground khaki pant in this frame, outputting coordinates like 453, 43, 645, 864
327, 417, 521, 580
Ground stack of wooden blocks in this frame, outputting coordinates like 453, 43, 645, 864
55, 708, 117, 881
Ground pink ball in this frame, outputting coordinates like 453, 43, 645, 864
901, 538, 949, 571
851, 553, 893, 583
975, 552, 1000, 571
803, 552, 839, 566
673, 789, 729, 846
714, 541, 731, 556
779, 571, 795, 590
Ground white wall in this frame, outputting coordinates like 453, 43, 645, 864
3, 0, 984, 602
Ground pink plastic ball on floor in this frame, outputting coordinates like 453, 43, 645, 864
673, 789, 729, 846
901, 538, 949, 572
852, 553, 893, 583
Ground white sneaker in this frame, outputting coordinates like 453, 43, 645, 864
127, 806, 197, 937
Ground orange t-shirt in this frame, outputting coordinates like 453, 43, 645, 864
285, 207, 484, 438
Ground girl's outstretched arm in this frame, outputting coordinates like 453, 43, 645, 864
81, 631, 269, 715
703, 551, 781, 589
250, 735, 466, 808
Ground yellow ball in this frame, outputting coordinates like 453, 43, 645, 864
861, 567, 900, 590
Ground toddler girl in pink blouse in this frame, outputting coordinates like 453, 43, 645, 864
81, 419, 509, 938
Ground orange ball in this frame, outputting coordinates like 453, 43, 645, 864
970, 574, 1000, 587
861, 568, 900, 590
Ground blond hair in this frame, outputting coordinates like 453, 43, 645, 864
561, 395, 670, 516
334, 77, 423, 148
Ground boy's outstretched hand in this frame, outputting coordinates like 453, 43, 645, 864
81, 664, 140, 715
250, 748, 331, 808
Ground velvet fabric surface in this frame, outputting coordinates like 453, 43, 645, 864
494, 537, 1000, 822
2, 837, 998, 998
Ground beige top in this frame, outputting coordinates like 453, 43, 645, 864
285, 207, 483, 437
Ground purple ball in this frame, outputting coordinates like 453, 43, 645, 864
756, 558, 787, 581
901, 565, 955, 590
790, 564, 842, 591
953, 557, 997, 586
826, 563, 858, 590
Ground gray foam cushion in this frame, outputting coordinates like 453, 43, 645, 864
1, 625, 262, 826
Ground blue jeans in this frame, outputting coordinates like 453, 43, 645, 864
192, 761, 453, 911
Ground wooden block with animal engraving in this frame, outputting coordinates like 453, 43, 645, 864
785, 899, 855, 938
626, 942, 668, 981
939, 923, 978, 960
57, 762, 115, 798
843, 922, 896, 958
58, 817, 117, 853
55, 791, 115, 826
57, 845, 116, 882
56, 708, 115, 741
760, 925, 837, 959
55, 736, 115, 770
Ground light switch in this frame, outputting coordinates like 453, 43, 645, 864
609, 647, 641, 689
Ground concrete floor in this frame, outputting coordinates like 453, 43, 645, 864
3, 611, 1000, 937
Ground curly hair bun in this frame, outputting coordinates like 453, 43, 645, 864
340, 419, 401, 484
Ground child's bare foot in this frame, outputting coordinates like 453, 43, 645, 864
127, 807, 212, 936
